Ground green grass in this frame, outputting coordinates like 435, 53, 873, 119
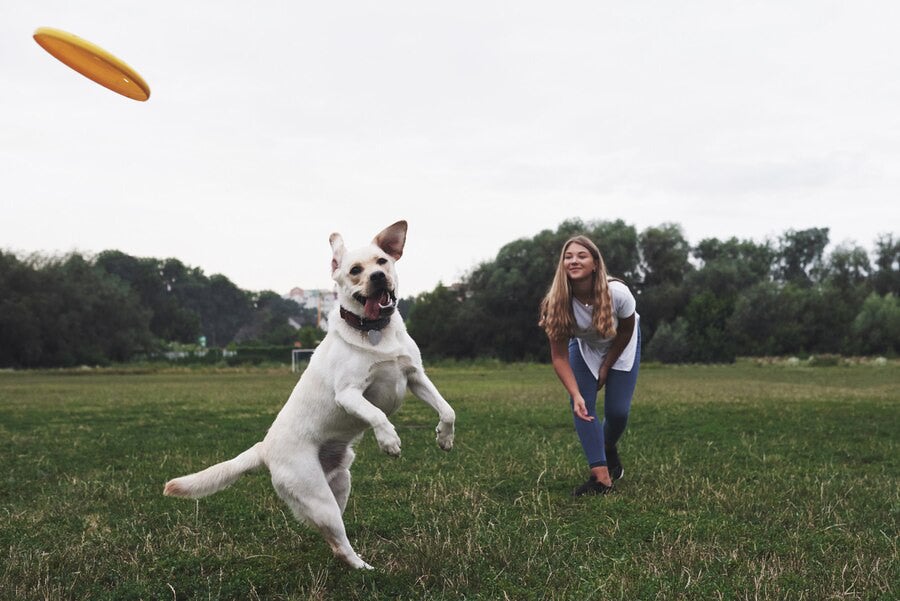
1, 362, 897, 600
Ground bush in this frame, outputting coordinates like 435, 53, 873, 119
645, 319, 690, 363
807, 354, 842, 367
851, 293, 900, 355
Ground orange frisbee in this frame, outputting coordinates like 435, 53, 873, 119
33, 27, 150, 101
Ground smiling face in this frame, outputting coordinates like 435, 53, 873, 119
339, 246, 398, 320
563, 241, 597, 284
330, 221, 407, 321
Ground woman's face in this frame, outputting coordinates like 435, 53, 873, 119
563, 242, 596, 283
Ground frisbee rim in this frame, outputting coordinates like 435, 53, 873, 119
33, 26, 150, 101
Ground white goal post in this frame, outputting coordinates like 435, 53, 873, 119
291, 349, 315, 373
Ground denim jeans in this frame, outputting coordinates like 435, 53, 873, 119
568, 328, 641, 467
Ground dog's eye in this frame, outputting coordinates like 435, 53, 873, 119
349, 265, 363, 276
376, 258, 388, 265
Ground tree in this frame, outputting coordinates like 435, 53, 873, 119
407, 284, 476, 358
639, 223, 692, 287
635, 282, 690, 340
96, 251, 254, 346
727, 282, 804, 356
158, 258, 210, 343
681, 291, 737, 363
637, 224, 693, 345
775, 227, 830, 286
590, 220, 641, 282
825, 243, 871, 291
644, 318, 690, 363
95, 251, 199, 343
296, 325, 326, 349
0, 252, 43, 367
872, 233, 899, 296
678, 237, 777, 362
233, 291, 307, 345
201, 274, 253, 347
53, 255, 155, 364
694, 237, 774, 284
0, 252, 154, 367
851, 293, 900, 355
5, 221, 895, 367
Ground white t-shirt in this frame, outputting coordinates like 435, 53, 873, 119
572, 280, 640, 377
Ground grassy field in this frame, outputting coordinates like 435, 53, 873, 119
1, 361, 897, 600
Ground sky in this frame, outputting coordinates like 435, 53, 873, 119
2, 1, 898, 297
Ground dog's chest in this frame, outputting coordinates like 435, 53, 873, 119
363, 357, 413, 416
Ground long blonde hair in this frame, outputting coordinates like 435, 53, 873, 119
539, 235, 616, 341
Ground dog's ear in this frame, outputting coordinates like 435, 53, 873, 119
329, 233, 345, 274
373, 220, 407, 261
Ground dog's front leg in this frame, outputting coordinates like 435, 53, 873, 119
334, 387, 402, 456
407, 370, 455, 451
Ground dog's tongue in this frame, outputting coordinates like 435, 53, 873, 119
364, 291, 389, 320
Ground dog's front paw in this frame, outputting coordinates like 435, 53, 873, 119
380, 436, 402, 457
375, 423, 402, 457
435, 420, 454, 451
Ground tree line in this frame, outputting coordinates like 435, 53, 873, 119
0, 250, 323, 368
2, 220, 897, 367
405, 219, 899, 363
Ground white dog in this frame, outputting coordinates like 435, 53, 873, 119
164, 220, 456, 569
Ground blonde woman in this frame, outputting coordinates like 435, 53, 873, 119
540, 236, 641, 495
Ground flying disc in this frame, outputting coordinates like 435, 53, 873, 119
33, 27, 150, 101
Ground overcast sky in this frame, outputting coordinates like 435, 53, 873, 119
2, 1, 898, 296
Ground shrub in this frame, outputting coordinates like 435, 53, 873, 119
645, 319, 690, 363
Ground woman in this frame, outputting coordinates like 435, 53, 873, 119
539, 235, 641, 496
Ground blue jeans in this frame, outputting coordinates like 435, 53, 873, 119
568, 329, 641, 468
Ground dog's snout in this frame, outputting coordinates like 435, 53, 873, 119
370, 271, 387, 283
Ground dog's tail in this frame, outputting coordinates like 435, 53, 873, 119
163, 442, 265, 499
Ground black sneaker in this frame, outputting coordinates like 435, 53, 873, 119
572, 474, 614, 496
606, 445, 624, 481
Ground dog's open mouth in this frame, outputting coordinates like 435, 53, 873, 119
354, 289, 397, 321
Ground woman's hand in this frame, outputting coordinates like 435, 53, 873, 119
597, 364, 610, 390
549, 337, 594, 422
572, 395, 594, 422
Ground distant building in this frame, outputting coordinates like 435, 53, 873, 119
286, 287, 338, 329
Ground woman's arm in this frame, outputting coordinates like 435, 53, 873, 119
549, 337, 594, 422
598, 313, 635, 389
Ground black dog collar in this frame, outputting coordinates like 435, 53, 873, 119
339, 306, 394, 332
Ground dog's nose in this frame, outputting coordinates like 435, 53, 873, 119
370, 271, 386, 283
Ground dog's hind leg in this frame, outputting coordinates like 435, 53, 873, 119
271, 456, 371, 570
319, 441, 355, 514
327, 468, 351, 515
327, 450, 355, 515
